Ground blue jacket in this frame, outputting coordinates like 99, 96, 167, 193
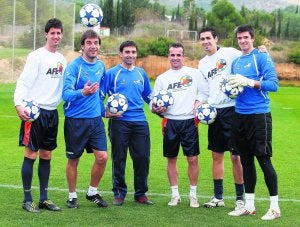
62, 56, 106, 118
100, 64, 152, 121
231, 49, 278, 114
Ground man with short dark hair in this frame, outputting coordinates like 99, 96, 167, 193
63, 29, 108, 209
14, 18, 66, 213
101, 40, 153, 206
227, 24, 280, 221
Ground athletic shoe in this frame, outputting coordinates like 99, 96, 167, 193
86, 193, 108, 207
113, 198, 124, 206
22, 201, 40, 213
39, 200, 61, 211
228, 207, 256, 216
261, 209, 281, 220
227, 200, 244, 216
67, 198, 78, 209
135, 197, 154, 205
203, 196, 225, 208
189, 196, 199, 208
168, 196, 181, 206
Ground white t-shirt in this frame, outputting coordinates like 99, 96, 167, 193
198, 47, 241, 108
14, 47, 67, 110
152, 66, 204, 120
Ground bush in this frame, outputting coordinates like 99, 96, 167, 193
288, 49, 300, 64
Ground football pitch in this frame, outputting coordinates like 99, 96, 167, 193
0, 83, 299, 226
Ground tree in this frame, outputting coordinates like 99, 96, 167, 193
206, 0, 245, 37
102, 0, 114, 28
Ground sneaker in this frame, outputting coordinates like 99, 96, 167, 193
261, 209, 281, 220
227, 200, 245, 216
228, 207, 256, 216
168, 196, 181, 206
135, 197, 154, 205
203, 196, 225, 208
39, 200, 61, 211
67, 198, 78, 209
22, 201, 40, 213
113, 198, 124, 206
189, 196, 199, 208
86, 193, 108, 207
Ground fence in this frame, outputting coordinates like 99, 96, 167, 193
0, 0, 75, 83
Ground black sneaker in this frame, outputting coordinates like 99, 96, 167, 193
86, 193, 108, 207
67, 198, 78, 208
22, 201, 40, 213
39, 200, 61, 211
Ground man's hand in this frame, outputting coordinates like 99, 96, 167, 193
151, 103, 167, 114
15, 105, 30, 121
227, 74, 255, 88
82, 80, 99, 96
105, 107, 122, 118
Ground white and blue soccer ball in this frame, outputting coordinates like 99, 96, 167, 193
196, 103, 217, 125
79, 4, 103, 27
107, 93, 128, 114
220, 78, 244, 99
21, 100, 40, 122
152, 89, 174, 109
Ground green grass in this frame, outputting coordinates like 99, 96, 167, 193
0, 83, 299, 226
0, 48, 31, 59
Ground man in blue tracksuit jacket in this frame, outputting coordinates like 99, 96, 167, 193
100, 40, 153, 206
227, 24, 280, 221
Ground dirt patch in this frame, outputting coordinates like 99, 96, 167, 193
1, 51, 300, 84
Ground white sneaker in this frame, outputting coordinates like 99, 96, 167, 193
261, 208, 281, 220
189, 196, 199, 208
203, 196, 225, 208
227, 200, 245, 216
228, 207, 256, 216
168, 196, 181, 206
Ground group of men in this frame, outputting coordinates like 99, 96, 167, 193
13, 18, 281, 221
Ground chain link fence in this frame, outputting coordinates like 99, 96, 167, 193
0, 0, 75, 83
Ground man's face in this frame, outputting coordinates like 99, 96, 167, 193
237, 31, 254, 54
81, 37, 100, 61
45, 27, 63, 48
199, 31, 218, 56
168, 47, 184, 70
119, 46, 137, 66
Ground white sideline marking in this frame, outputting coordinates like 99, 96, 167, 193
1, 184, 299, 203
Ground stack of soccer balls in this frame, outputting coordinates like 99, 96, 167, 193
21, 100, 40, 122
107, 93, 128, 114
220, 77, 244, 99
196, 103, 217, 125
152, 90, 174, 109
79, 3, 103, 27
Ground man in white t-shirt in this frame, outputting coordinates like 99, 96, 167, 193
151, 43, 204, 208
14, 18, 67, 213
198, 27, 245, 213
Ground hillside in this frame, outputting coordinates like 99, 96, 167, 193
155, 0, 298, 12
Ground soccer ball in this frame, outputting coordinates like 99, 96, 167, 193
107, 93, 128, 114
196, 103, 217, 125
220, 78, 244, 99
152, 90, 174, 109
79, 4, 103, 27
21, 100, 40, 122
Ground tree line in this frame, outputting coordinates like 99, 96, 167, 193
77, 0, 300, 41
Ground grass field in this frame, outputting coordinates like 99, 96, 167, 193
0, 83, 299, 226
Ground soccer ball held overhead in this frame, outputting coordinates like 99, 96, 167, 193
79, 3, 103, 27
